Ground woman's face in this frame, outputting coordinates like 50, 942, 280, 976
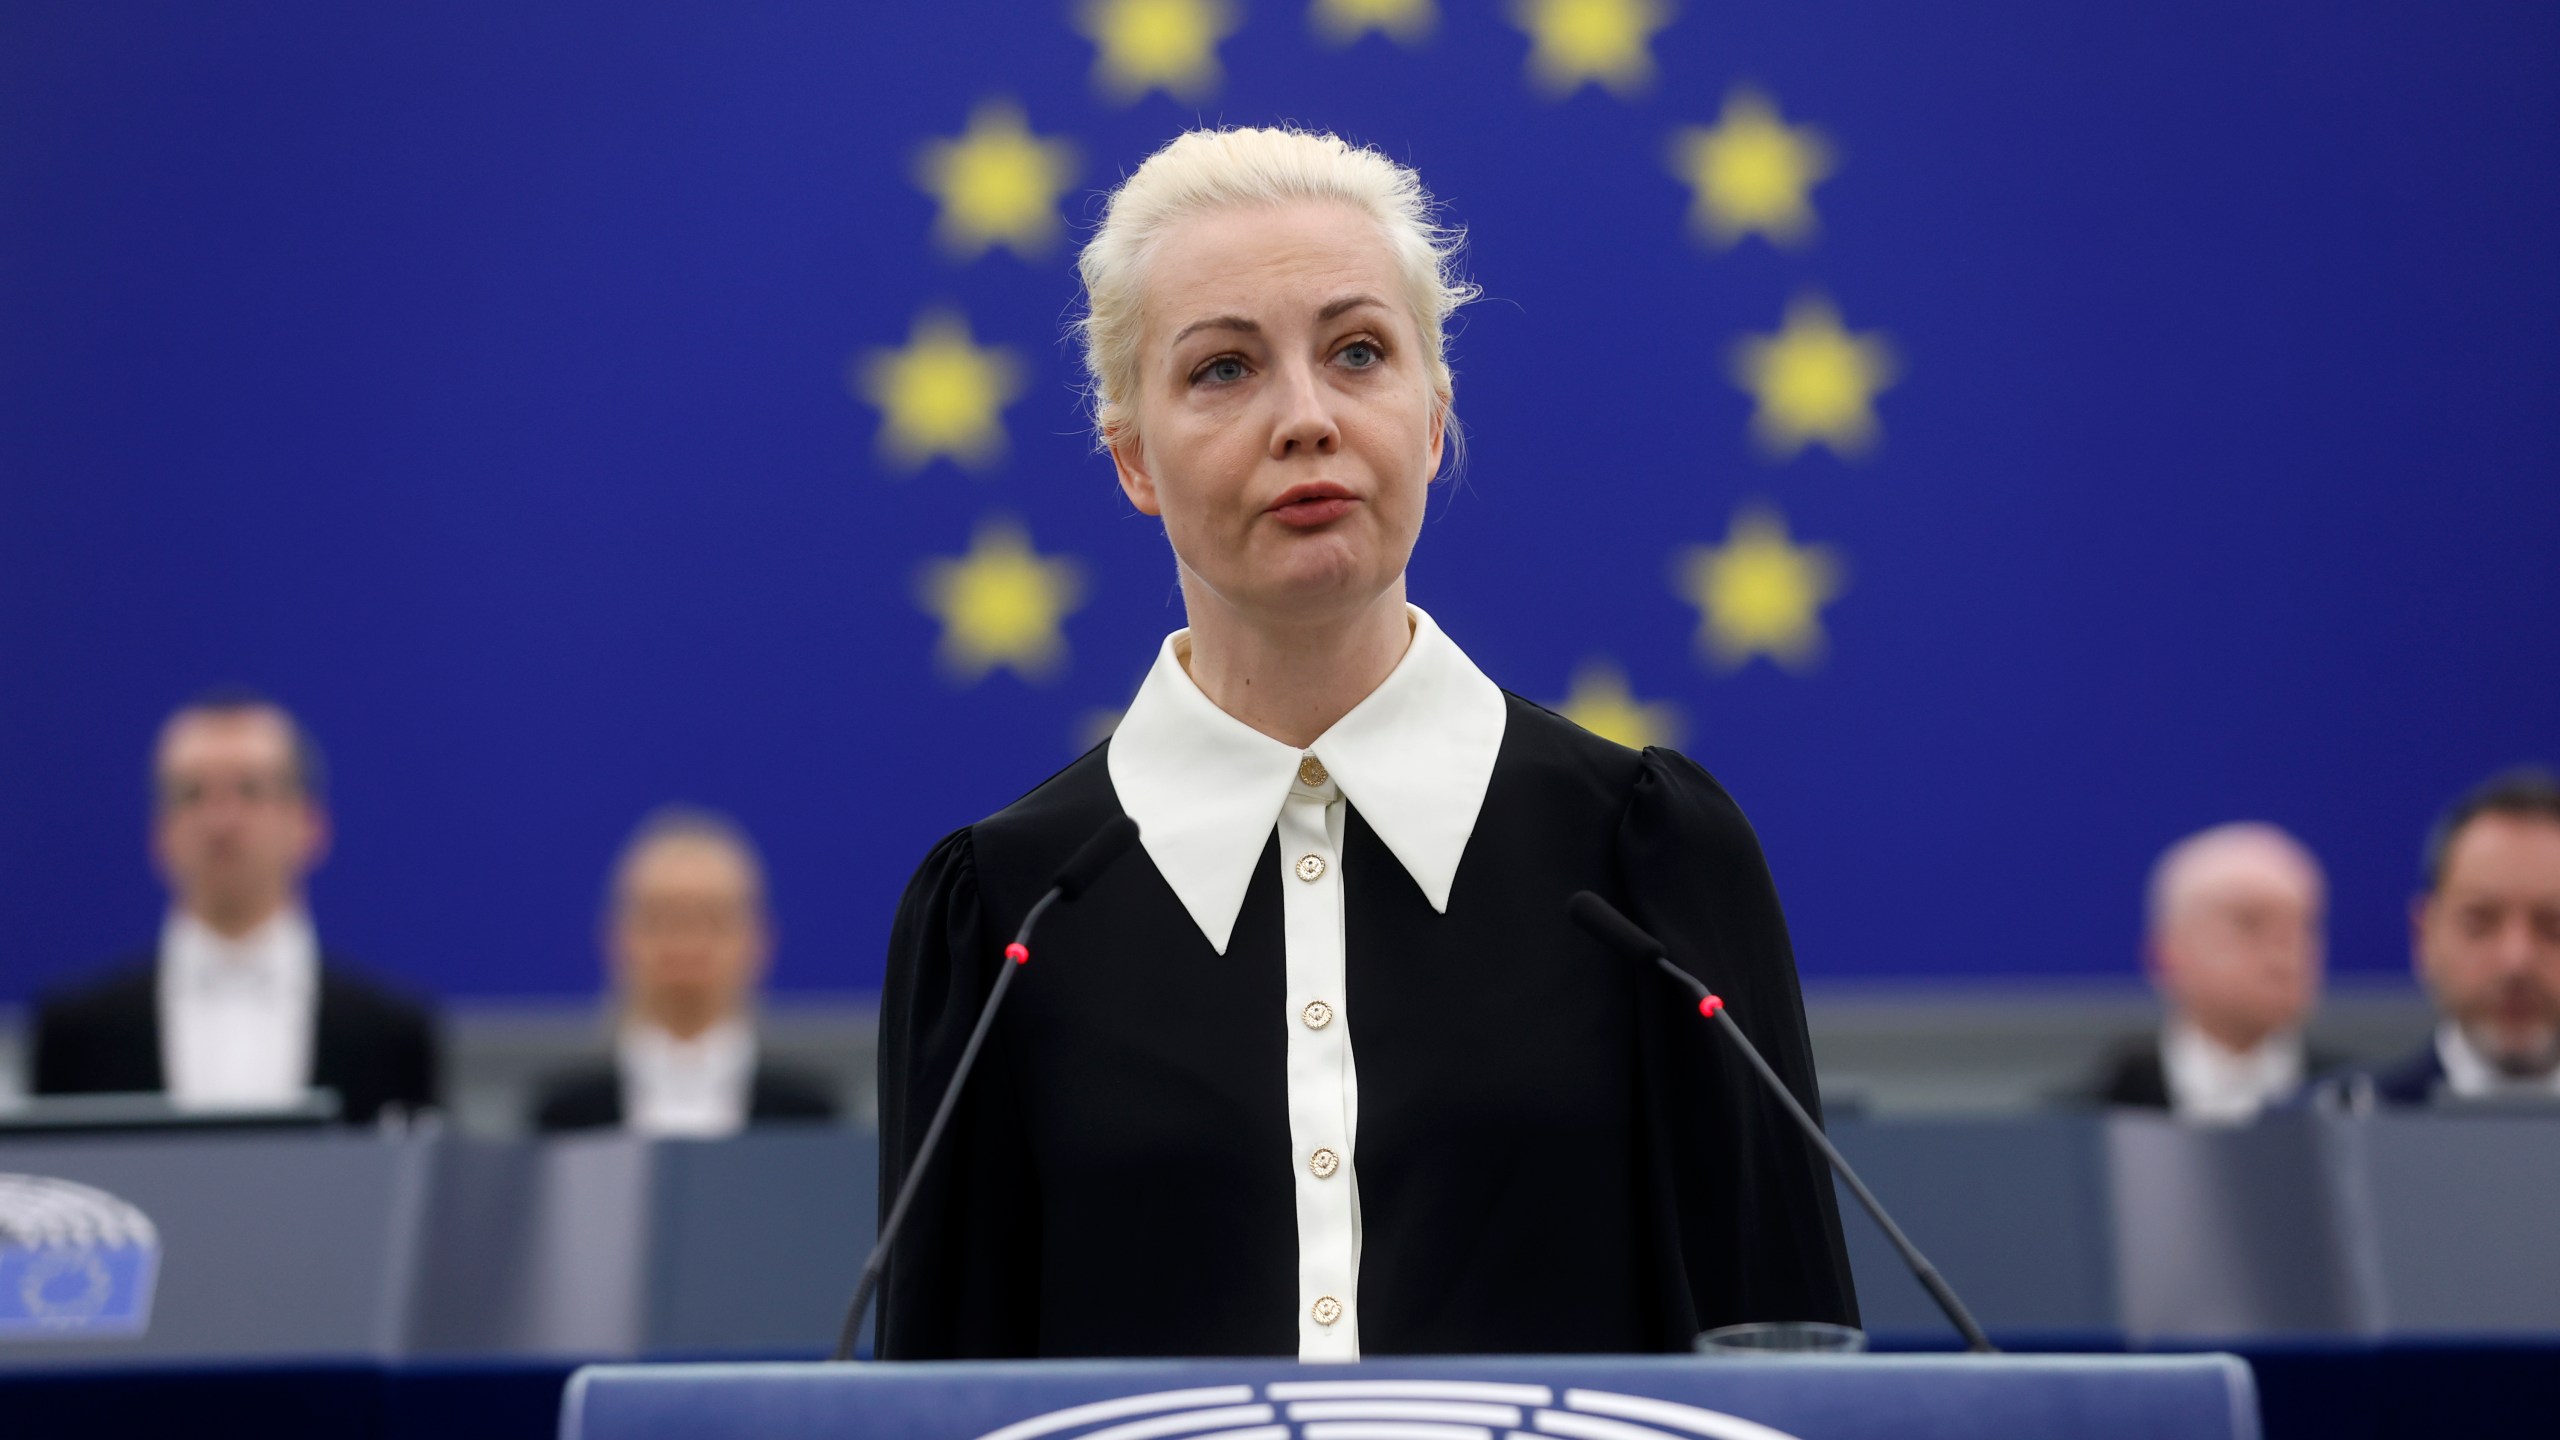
1111, 199, 1445, 632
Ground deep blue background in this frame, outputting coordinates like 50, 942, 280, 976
4, 2, 2554, 1001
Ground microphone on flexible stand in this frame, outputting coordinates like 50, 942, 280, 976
1566, 890, 1999, 1355
831, 816, 1142, 1361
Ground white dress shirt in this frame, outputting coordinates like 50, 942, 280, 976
157, 907, 319, 1111
2159, 1019, 2307, 1123
618, 1016, 757, 1138
2435, 1021, 2560, 1101
1107, 604, 1508, 1361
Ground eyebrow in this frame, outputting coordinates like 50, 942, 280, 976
1170, 293, 1389, 347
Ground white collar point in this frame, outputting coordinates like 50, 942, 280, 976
1108, 606, 1506, 950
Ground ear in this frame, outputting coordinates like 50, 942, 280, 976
1108, 425, 1161, 516
300, 802, 333, 874
2143, 933, 2177, 997
1426, 394, 1448, 476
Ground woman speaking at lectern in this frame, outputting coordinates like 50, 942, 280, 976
879, 128, 1856, 1359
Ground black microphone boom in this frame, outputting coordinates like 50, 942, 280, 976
1566, 890, 1999, 1355
832, 816, 1142, 1361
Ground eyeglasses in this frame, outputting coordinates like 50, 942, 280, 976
157, 773, 303, 812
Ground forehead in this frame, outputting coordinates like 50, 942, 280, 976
1142, 199, 1408, 338
2189, 864, 2318, 908
158, 708, 294, 773
2441, 812, 2560, 889
621, 836, 759, 900
2166, 838, 2321, 917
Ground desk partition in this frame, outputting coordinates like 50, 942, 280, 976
0, 1128, 872, 1367
1, 1112, 2552, 1365
2353, 1114, 2560, 1332
0, 1131, 428, 1364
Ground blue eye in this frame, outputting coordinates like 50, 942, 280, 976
1338, 340, 1382, 369
1196, 356, 1247, 385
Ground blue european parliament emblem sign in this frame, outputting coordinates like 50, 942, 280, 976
969, 1381, 1806, 1440
0, 1174, 162, 1339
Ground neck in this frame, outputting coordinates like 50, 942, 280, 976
187, 894, 293, 941
639, 1002, 729, 1043
2187, 1013, 2280, 1056
1178, 577, 1413, 749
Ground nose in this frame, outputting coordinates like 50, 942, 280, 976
1267, 358, 1340, 459
194, 789, 252, 830
2489, 914, 2538, 975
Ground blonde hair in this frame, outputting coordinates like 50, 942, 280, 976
1074, 126, 1479, 448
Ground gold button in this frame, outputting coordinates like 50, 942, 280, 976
1311, 1295, 1343, 1326
1295, 853, 1327, 882
1310, 1147, 1340, 1179
1302, 999, 1334, 1030
1298, 755, 1329, 787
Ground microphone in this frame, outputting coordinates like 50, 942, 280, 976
832, 816, 1142, 1361
1566, 890, 1999, 1355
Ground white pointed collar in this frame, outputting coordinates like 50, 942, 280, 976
162, 906, 317, 996
1106, 605, 1508, 954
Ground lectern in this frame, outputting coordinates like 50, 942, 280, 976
562, 1354, 2259, 1440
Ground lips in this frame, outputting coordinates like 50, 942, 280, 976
1267, 482, 1357, 528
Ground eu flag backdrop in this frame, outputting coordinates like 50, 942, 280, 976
3, 2, 2554, 1002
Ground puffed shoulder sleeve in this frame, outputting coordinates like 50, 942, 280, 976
1615, 749, 1860, 1338
875, 826, 1040, 1358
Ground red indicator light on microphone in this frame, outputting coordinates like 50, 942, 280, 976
1005, 943, 1029, 965
1698, 994, 1725, 1018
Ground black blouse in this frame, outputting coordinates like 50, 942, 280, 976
877, 693, 1858, 1358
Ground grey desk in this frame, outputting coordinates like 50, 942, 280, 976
1836, 1109, 2560, 1342
3, 1111, 2551, 1365
0, 1127, 873, 1366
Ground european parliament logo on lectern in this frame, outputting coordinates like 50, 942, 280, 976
977, 1380, 1804, 1440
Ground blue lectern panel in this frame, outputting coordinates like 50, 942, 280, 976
562, 1355, 2258, 1440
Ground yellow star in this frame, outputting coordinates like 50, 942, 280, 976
851, 311, 1024, 472
1668, 88, 1834, 248
1077, 0, 1240, 103
1729, 293, 1899, 459
1673, 504, 1847, 672
1555, 660, 1685, 750
1509, 0, 1674, 99
1311, 0, 1436, 45
914, 100, 1080, 260
916, 517, 1089, 683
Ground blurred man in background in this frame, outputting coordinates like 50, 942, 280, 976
31, 690, 439, 1122
529, 807, 836, 1135
2084, 822, 2338, 1121
2328, 769, 2560, 1106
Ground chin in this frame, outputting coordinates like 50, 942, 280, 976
2474, 1021, 2560, 1075
1252, 540, 1387, 603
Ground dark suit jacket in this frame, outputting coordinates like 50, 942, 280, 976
2307, 1041, 2448, 1109
30, 951, 440, 1125
2081, 1031, 2349, 1110
528, 1055, 840, 1133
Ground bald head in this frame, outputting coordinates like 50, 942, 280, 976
2145, 823, 2328, 1052
2149, 824, 2325, 932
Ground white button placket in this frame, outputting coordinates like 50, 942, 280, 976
1279, 759, 1359, 1360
